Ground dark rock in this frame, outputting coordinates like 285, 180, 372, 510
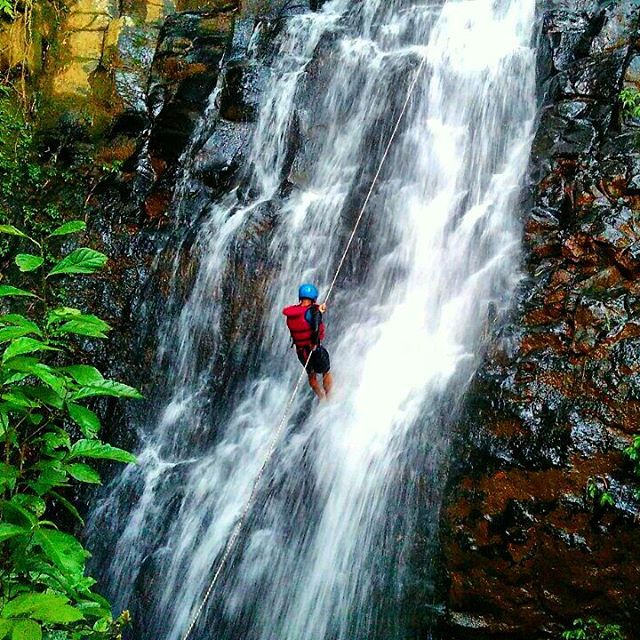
217, 60, 268, 122
105, 7, 239, 222
569, 411, 612, 457
193, 118, 252, 193
148, 10, 235, 155
440, 3, 640, 637
557, 98, 589, 119
542, 10, 596, 73
559, 46, 629, 100
590, 0, 640, 55
571, 289, 628, 353
625, 52, 640, 84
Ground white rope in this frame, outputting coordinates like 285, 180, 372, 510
180, 52, 427, 640
323, 53, 427, 305
180, 354, 311, 640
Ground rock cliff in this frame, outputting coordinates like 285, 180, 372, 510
4, 0, 640, 637
440, 2, 640, 638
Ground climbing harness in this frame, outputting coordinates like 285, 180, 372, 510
180, 51, 427, 640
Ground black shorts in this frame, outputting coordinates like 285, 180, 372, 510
296, 345, 331, 375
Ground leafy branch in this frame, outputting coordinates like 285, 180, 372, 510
0, 0, 15, 18
0, 221, 139, 639
562, 618, 625, 640
585, 476, 615, 509
620, 87, 640, 120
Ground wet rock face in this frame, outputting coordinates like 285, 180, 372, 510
440, 2, 640, 638
149, 10, 238, 157
70, 5, 242, 462
82, 5, 308, 451
141, 8, 238, 220
87, 3, 242, 228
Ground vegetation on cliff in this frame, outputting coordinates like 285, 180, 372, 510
0, 91, 98, 262
562, 618, 625, 640
0, 222, 140, 639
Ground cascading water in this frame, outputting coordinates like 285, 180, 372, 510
88, 1, 538, 638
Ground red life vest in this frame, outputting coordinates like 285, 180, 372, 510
282, 304, 325, 348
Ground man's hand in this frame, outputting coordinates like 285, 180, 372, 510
318, 303, 327, 313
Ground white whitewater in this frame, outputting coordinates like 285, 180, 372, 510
88, 1, 537, 639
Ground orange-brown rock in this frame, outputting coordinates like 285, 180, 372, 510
440, 3, 640, 638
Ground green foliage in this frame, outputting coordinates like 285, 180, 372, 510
0, 93, 92, 263
562, 618, 625, 640
0, 0, 14, 18
585, 477, 615, 509
96, 162, 122, 177
47, 249, 107, 277
0, 224, 139, 638
620, 87, 640, 119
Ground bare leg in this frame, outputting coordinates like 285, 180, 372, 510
322, 372, 333, 398
308, 373, 325, 400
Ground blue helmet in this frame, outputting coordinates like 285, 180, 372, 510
298, 283, 319, 301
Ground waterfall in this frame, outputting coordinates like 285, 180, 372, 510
88, 1, 538, 638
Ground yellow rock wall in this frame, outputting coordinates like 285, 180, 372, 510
49, 0, 174, 100
0, 0, 179, 130
0, 5, 49, 77
0, 0, 239, 133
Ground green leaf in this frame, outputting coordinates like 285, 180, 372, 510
0, 464, 18, 491
3, 361, 66, 398
62, 365, 103, 385
29, 462, 69, 495
0, 315, 42, 336
67, 403, 100, 438
66, 463, 101, 484
0, 523, 29, 543
0, 327, 39, 344
78, 603, 110, 621
14, 254, 44, 273
48, 220, 86, 237
0, 0, 13, 18
2, 338, 58, 362
12, 494, 46, 518
2, 355, 40, 370
46, 307, 81, 325
47, 248, 107, 277
71, 379, 142, 401
1, 390, 39, 409
49, 490, 84, 526
0, 372, 30, 386
0, 408, 7, 437
0, 619, 12, 640
67, 439, 136, 464
33, 364, 67, 398
0, 225, 28, 239
92, 618, 111, 633
0, 286, 36, 299
21, 386, 63, 410
600, 492, 615, 507
10, 619, 41, 640
24, 558, 85, 595
3, 592, 83, 624
42, 428, 71, 451
52, 316, 111, 339
34, 528, 89, 576
33, 366, 67, 397
1, 499, 37, 527
84, 591, 111, 612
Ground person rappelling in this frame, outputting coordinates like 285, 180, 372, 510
283, 284, 333, 400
